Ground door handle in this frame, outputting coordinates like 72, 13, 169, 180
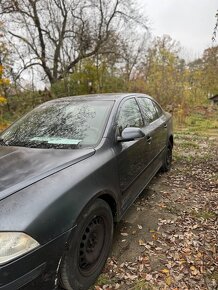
147, 136, 152, 143
163, 124, 167, 128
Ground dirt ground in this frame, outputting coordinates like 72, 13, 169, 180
94, 130, 218, 290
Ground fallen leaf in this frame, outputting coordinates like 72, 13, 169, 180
139, 239, 146, 246
121, 233, 128, 236
161, 269, 170, 275
145, 274, 152, 281
190, 265, 199, 276
165, 276, 171, 286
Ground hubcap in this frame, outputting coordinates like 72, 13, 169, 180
79, 216, 105, 273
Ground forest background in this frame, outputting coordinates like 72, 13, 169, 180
0, 0, 217, 132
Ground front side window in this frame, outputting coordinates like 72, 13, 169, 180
0, 100, 113, 149
137, 97, 159, 123
117, 98, 144, 134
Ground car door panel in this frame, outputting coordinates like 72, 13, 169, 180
118, 142, 161, 213
114, 97, 153, 211
116, 137, 150, 192
137, 97, 168, 162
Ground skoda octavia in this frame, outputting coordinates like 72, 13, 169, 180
0, 93, 173, 290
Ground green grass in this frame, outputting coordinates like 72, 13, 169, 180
92, 273, 114, 288
179, 112, 218, 134
179, 141, 199, 149
129, 279, 156, 290
93, 275, 156, 290
173, 153, 195, 163
191, 210, 216, 220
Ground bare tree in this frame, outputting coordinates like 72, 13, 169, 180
119, 32, 150, 83
0, 0, 147, 85
212, 10, 218, 41
0, 21, 9, 64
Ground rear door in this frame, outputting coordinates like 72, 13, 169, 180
137, 97, 167, 162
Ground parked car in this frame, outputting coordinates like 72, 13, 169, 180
0, 93, 173, 290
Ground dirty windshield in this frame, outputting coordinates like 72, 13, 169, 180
0, 100, 113, 149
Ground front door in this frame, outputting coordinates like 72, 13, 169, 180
114, 97, 153, 210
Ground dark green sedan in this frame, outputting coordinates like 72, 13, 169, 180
0, 93, 173, 290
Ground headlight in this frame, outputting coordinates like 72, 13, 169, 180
0, 232, 40, 265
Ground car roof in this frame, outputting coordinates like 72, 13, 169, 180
47, 93, 154, 104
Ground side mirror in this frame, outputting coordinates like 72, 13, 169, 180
117, 127, 145, 142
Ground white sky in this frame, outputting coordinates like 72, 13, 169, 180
139, 0, 218, 60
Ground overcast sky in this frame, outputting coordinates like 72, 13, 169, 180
139, 0, 218, 60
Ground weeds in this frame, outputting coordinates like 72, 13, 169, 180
191, 209, 216, 220
129, 279, 155, 290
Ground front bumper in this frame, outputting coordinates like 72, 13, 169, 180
0, 230, 71, 290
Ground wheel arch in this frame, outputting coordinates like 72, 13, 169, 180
69, 189, 119, 233
169, 134, 174, 148
97, 193, 118, 220
61, 190, 118, 251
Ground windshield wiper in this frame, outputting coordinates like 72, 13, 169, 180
0, 139, 48, 148
11, 140, 50, 148
0, 138, 80, 149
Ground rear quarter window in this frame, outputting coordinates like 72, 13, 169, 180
152, 101, 163, 117
137, 97, 159, 123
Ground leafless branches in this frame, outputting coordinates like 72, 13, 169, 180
212, 10, 218, 42
0, 0, 148, 84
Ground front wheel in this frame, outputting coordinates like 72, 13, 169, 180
59, 199, 113, 290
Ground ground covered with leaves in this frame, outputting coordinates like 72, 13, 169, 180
93, 130, 218, 290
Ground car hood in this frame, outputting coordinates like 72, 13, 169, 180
0, 146, 95, 201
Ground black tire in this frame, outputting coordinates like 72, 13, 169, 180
59, 199, 113, 290
161, 142, 173, 172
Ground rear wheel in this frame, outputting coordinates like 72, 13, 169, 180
59, 199, 113, 290
161, 142, 173, 172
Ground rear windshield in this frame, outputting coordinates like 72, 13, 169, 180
0, 100, 113, 149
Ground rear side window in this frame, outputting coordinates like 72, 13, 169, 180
153, 101, 163, 117
137, 98, 159, 123
117, 98, 144, 133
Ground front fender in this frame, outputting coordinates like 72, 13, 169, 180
0, 148, 120, 245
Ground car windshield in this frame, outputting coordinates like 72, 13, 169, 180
0, 100, 113, 149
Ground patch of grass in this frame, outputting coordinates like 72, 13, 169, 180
179, 141, 199, 149
191, 210, 216, 220
173, 153, 196, 164
165, 204, 181, 215
175, 106, 218, 136
173, 153, 183, 162
183, 113, 218, 134
130, 279, 155, 290
93, 273, 114, 288
174, 132, 200, 140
